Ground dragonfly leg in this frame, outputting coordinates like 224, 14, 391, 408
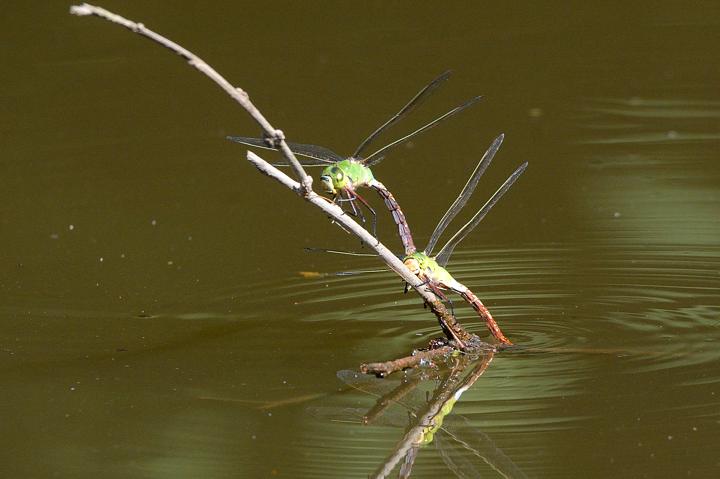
405, 277, 432, 295
348, 188, 377, 239
406, 277, 451, 316
325, 194, 353, 233
427, 281, 449, 303
446, 297, 455, 318
334, 190, 355, 213
324, 193, 351, 219
349, 198, 365, 223
339, 189, 367, 226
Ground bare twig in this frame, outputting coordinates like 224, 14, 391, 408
70, 3, 491, 356
69, 3, 313, 194
360, 346, 455, 377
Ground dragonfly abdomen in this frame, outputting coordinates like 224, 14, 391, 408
459, 288, 512, 345
371, 181, 416, 255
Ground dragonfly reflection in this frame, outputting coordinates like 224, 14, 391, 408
310, 355, 529, 478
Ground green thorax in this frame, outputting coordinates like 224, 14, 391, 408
319, 159, 375, 195
418, 395, 459, 445
402, 251, 455, 286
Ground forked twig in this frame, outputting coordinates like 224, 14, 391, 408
70, 3, 489, 359
361, 346, 455, 377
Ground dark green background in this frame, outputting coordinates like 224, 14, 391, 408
2, 2, 719, 477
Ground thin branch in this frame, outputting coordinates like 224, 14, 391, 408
71, 3, 492, 357
360, 346, 455, 377
69, 3, 313, 194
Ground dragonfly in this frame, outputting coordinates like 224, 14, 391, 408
401, 134, 528, 345
228, 70, 481, 254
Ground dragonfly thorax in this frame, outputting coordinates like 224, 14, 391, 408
319, 159, 374, 195
403, 252, 436, 277
403, 255, 422, 275
403, 251, 455, 288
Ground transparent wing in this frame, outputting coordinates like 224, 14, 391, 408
303, 247, 378, 257
362, 155, 385, 168
434, 430, 484, 479
306, 406, 406, 427
303, 248, 395, 275
435, 161, 528, 267
438, 416, 530, 479
360, 95, 483, 165
336, 370, 426, 414
352, 70, 452, 160
335, 269, 389, 276
425, 134, 504, 256
226, 135, 343, 164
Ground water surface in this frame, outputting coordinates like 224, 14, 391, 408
2, 2, 719, 478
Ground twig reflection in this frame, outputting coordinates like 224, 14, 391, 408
326, 355, 529, 478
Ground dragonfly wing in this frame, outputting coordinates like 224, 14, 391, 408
337, 370, 425, 406
425, 134, 504, 256
304, 247, 378, 257
362, 155, 385, 168
352, 70, 452, 160
435, 161, 528, 267
434, 430, 484, 479
335, 269, 390, 276
440, 416, 530, 479
307, 405, 408, 427
305, 406, 366, 424
226, 135, 343, 164
361, 95, 483, 165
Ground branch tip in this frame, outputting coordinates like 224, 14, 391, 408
69, 4, 93, 16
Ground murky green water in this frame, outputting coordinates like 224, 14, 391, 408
2, 2, 719, 478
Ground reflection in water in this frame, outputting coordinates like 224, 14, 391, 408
295, 233, 720, 475
310, 354, 529, 478
5, 232, 716, 477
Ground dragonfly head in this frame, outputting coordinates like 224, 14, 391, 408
320, 165, 347, 195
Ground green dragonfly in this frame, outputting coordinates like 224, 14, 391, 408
401, 134, 528, 345
228, 70, 481, 254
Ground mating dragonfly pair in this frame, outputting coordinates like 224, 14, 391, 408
228, 71, 527, 345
